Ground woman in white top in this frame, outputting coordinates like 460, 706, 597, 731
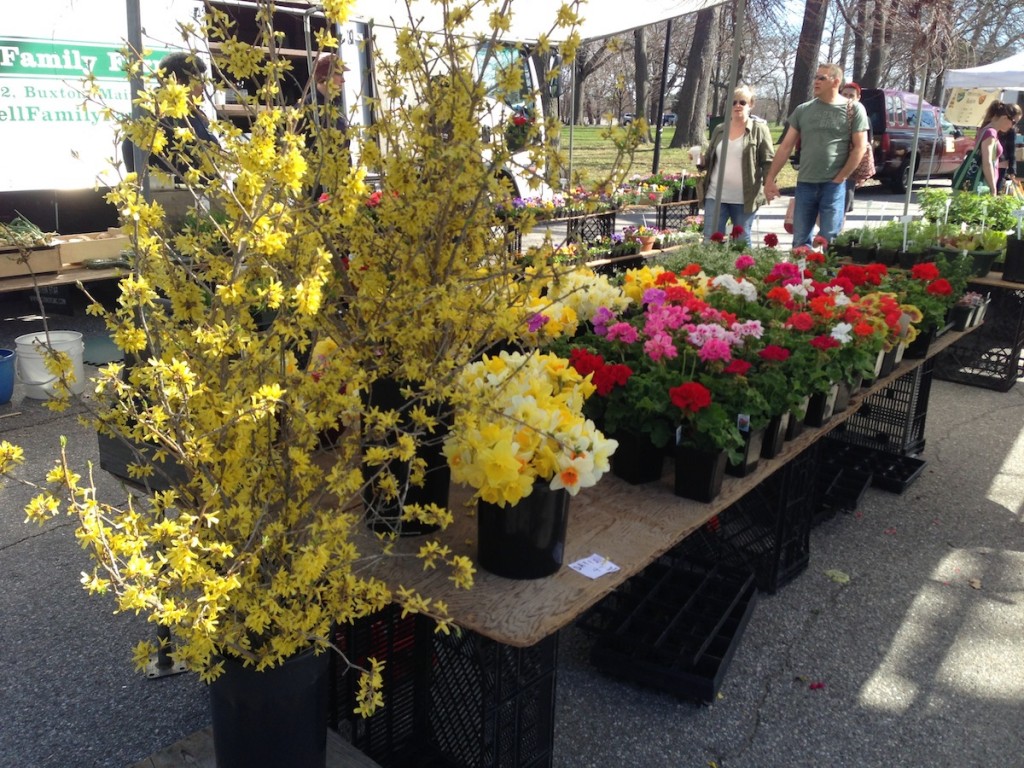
701, 85, 776, 244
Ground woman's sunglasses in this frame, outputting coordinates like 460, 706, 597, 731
733, 100, 748, 106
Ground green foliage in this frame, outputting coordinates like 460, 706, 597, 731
919, 188, 1019, 231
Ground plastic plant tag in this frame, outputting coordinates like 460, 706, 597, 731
737, 413, 751, 432
569, 554, 620, 579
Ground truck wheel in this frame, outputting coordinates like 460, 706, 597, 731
891, 161, 913, 194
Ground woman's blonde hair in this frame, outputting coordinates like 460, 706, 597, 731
734, 85, 755, 107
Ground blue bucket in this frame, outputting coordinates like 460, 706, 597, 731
0, 349, 14, 404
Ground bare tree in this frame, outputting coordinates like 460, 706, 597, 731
568, 41, 618, 125
669, 6, 721, 148
786, 0, 830, 117
634, 28, 651, 141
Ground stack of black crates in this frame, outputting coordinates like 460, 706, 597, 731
824, 359, 934, 500
578, 443, 822, 704
331, 606, 556, 768
935, 281, 1024, 391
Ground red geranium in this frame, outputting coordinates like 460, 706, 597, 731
664, 285, 695, 303
655, 271, 679, 285
764, 233, 779, 248
669, 381, 712, 413
592, 363, 633, 396
766, 286, 792, 305
731, 225, 745, 240
810, 335, 840, 350
569, 348, 603, 377
837, 265, 867, 286
911, 262, 940, 281
927, 278, 953, 296
680, 263, 703, 276
710, 232, 726, 243
724, 359, 751, 375
786, 312, 815, 332
759, 345, 791, 362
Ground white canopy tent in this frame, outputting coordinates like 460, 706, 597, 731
944, 51, 1024, 90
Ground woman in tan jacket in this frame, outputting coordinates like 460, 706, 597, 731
702, 85, 776, 244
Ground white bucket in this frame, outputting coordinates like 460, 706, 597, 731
15, 331, 86, 399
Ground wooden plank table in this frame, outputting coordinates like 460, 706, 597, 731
0, 265, 125, 294
336, 330, 975, 768
360, 328, 972, 648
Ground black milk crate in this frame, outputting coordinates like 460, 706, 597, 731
709, 443, 820, 593
820, 438, 927, 495
935, 282, 1024, 392
655, 201, 700, 230
870, 453, 927, 493
564, 211, 616, 245
333, 606, 557, 768
829, 361, 933, 456
585, 550, 757, 705
812, 448, 874, 526
492, 223, 522, 255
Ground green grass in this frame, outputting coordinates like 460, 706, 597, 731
552, 124, 797, 191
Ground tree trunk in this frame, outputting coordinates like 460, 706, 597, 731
634, 28, 651, 142
786, 0, 830, 119
669, 6, 720, 149
850, 2, 866, 81
863, 0, 892, 88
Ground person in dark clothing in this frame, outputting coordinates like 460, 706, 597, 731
305, 54, 350, 149
997, 103, 1021, 193
124, 52, 220, 182
303, 54, 351, 198
841, 82, 871, 213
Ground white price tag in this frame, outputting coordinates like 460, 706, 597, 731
569, 553, 620, 579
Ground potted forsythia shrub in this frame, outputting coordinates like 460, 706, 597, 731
0, 3, 631, 767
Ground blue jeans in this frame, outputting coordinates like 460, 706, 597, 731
792, 181, 846, 248
703, 199, 753, 244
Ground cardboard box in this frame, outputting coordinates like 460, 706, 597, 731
54, 228, 128, 267
0, 246, 61, 278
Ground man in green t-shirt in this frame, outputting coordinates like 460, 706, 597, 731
764, 62, 869, 247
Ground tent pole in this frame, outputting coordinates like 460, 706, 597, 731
709, 0, 746, 235
652, 19, 673, 174
567, 57, 576, 189
126, 0, 149, 202
903, 49, 933, 216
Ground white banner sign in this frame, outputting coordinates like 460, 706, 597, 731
944, 87, 1002, 127
1, 1, 197, 191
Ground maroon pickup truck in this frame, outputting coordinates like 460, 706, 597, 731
861, 88, 974, 193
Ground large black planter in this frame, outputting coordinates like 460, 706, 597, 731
210, 647, 330, 768
849, 245, 877, 264
673, 445, 727, 503
610, 430, 665, 484
725, 428, 765, 477
361, 377, 448, 536
477, 481, 569, 579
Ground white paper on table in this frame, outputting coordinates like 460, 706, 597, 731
569, 553, 620, 579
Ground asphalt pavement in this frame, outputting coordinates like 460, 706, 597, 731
2, 185, 1022, 767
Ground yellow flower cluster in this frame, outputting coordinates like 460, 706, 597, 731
443, 351, 617, 506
